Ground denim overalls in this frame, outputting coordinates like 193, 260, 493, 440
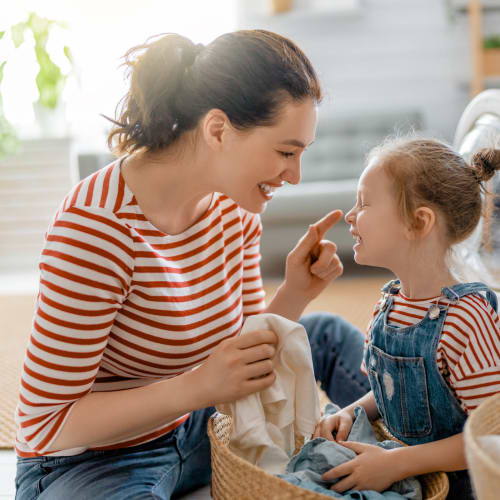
364, 279, 498, 500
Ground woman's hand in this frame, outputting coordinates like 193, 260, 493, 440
323, 442, 402, 493
285, 210, 344, 303
194, 329, 278, 406
313, 409, 354, 442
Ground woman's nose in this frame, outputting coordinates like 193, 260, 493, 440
282, 160, 301, 185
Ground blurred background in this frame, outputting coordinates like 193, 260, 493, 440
0, 0, 499, 283
1, 3, 500, 497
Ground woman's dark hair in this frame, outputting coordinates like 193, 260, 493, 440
106, 30, 322, 155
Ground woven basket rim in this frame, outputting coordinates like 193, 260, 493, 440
208, 413, 335, 499
208, 412, 449, 500
465, 393, 500, 475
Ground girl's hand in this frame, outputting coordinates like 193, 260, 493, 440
194, 329, 278, 406
284, 210, 344, 303
313, 409, 354, 442
323, 442, 401, 493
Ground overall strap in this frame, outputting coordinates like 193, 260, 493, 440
441, 282, 498, 312
381, 279, 401, 295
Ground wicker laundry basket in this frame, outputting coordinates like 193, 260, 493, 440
464, 393, 500, 500
207, 412, 449, 500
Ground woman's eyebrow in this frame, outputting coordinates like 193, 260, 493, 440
278, 139, 315, 148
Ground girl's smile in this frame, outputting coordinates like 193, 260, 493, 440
349, 230, 362, 251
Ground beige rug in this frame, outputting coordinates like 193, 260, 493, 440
0, 274, 388, 449
0, 293, 37, 449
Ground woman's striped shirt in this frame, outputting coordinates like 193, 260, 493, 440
15, 159, 266, 457
361, 290, 500, 414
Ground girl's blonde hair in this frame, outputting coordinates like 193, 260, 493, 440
368, 137, 500, 245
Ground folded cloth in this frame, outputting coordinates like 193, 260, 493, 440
277, 404, 422, 499
216, 313, 321, 474
478, 435, 500, 462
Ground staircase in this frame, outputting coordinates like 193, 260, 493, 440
0, 137, 76, 275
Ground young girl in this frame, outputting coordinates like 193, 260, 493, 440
314, 138, 500, 499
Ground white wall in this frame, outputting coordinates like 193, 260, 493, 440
236, 0, 488, 143
236, 0, 500, 275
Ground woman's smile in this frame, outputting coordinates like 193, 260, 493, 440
258, 181, 284, 201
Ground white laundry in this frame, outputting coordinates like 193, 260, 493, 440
478, 435, 500, 463
216, 313, 321, 474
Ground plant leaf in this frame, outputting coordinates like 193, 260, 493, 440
11, 22, 26, 48
63, 45, 73, 66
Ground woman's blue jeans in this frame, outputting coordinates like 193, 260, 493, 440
15, 312, 368, 499
15, 406, 216, 500
299, 313, 371, 407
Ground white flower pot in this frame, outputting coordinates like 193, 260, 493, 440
33, 101, 68, 137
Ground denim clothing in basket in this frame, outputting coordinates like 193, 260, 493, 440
365, 280, 498, 500
278, 404, 422, 499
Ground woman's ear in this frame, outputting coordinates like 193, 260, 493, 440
201, 109, 231, 151
406, 206, 436, 240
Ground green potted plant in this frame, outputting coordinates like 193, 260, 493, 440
11, 12, 74, 136
483, 35, 500, 83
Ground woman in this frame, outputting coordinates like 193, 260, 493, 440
15, 30, 370, 499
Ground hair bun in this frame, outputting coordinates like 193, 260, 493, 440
142, 34, 199, 69
471, 148, 500, 182
179, 41, 204, 68
193, 43, 204, 56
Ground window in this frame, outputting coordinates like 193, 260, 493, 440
2, 0, 237, 149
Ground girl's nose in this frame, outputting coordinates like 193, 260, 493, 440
345, 207, 355, 224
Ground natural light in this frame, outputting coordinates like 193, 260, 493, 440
2, 0, 237, 150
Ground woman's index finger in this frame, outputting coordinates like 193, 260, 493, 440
310, 210, 343, 240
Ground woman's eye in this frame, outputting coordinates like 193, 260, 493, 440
279, 151, 295, 158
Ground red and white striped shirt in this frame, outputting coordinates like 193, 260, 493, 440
15, 159, 266, 457
361, 290, 500, 414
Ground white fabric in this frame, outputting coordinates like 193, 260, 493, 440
478, 435, 500, 462
216, 313, 321, 474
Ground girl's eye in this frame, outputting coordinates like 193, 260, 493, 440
278, 151, 295, 158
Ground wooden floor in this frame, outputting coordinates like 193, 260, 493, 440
0, 269, 390, 498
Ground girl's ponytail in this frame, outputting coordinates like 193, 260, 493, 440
470, 148, 500, 183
